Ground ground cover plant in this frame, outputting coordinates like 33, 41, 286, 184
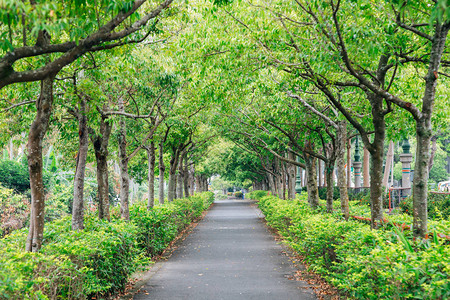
249, 190, 450, 299
0, 192, 214, 299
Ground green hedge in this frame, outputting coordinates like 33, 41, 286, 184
400, 192, 450, 220
257, 194, 450, 299
0, 192, 214, 299
248, 190, 268, 201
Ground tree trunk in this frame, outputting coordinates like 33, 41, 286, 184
287, 152, 296, 199
72, 96, 89, 231
26, 76, 54, 252
158, 141, 165, 205
91, 115, 112, 221
184, 158, 190, 197
203, 176, 209, 191
414, 127, 431, 236
281, 161, 287, 200
368, 114, 385, 228
8, 139, 13, 160
318, 159, 323, 187
189, 164, 195, 195
168, 172, 176, 202
363, 147, 370, 187
325, 160, 334, 213
267, 173, 276, 195
147, 141, 156, 209
168, 153, 178, 202
347, 139, 352, 187
195, 175, 200, 193
298, 168, 303, 188
95, 150, 110, 220
412, 23, 449, 237
304, 154, 319, 209
118, 105, 130, 220
336, 121, 349, 220
177, 157, 184, 199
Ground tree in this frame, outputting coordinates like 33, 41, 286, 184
1, 0, 175, 252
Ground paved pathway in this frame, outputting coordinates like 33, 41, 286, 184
134, 199, 315, 300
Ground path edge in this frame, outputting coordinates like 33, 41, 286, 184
115, 203, 215, 300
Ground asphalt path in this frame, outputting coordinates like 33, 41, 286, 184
134, 199, 315, 300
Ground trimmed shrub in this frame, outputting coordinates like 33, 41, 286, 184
0, 192, 214, 299
257, 195, 450, 299
248, 190, 268, 201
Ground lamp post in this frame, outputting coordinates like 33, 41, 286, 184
353, 136, 362, 189
399, 139, 413, 198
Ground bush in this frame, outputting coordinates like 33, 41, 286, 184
0, 192, 214, 299
234, 191, 243, 198
0, 185, 29, 237
248, 190, 268, 201
317, 187, 340, 200
400, 192, 450, 220
258, 195, 450, 299
0, 159, 30, 193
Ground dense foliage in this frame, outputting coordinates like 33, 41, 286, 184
0, 184, 28, 238
0, 192, 214, 299
0, 159, 30, 193
400, 193, 450, 221
251, 191, 450, 299
0, 0, 449, 297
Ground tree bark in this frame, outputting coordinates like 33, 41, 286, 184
147, 141, 156, 209
167, 150, 179, 202
414, 127, 431, 235
325, 160, 334, 213
363, 147, 370, 187
158, 141, 165, 205
195, 175, 200, 193
168, 171, 176, 202
72, 96, 89, 230
91, 115, 112, 221
189, 164, 195, 195
367, 101, 385, 228
412, 23, 450, 236
318, 159, 323, 187
347, 139, 352, 187
176, 156, 184, 199
184, 158, 190, 197
26, 76, 54, 252
304, 153, 319, 209
336, 121, 349, 220
281, 161, 287, 200
287, 152, 296, 199
267, 172, 276, 195
118, 102, 130, 220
